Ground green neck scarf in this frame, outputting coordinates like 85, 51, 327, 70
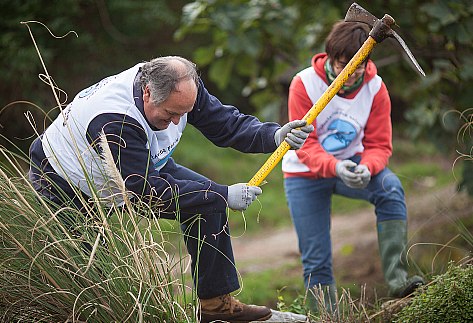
324, 59, 364, 96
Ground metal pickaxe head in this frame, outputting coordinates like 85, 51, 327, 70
345, 2, 425, 77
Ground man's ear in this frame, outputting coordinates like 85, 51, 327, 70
143, 85, 151, 103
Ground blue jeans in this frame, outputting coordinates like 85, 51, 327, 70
161, 158, 240, 299
283, 158, 406, 289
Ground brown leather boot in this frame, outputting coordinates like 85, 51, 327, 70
200, 294, 272, 323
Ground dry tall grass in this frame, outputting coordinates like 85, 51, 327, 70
0, 147, 197, 322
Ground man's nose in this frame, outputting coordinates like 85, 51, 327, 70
171, 115, 181, 125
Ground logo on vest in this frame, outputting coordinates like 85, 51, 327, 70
321, 119, 357, 152
78, 76, 116, 99
151, 137, 180, 169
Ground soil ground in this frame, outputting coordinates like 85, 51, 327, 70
232, 184, 472, 302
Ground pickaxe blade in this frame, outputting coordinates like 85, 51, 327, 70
345, 2, 425, 76
390, 31, 426, 77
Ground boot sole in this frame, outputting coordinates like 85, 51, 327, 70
399, 281, 423, 298
201, 312, 272, 323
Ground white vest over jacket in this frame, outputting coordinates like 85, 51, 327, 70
282, 66, 382, 173
41, 64, 186, 203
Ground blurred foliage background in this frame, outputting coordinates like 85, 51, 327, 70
1, 0, 472, 314
1, 0, 472, 190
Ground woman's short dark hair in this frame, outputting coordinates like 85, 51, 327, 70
325, 21, 370, 62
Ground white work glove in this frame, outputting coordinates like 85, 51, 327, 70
336, 160, 364, 189
227, 183, 262, 211
274, 120, 314, 150
354, 164, 371, 189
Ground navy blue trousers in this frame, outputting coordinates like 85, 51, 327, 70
29, 136, 239, 299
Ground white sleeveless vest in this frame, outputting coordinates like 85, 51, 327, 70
41, 64, 186, 203
282, 66, 382, 173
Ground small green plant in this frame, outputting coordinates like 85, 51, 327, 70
394, 262, 473, 323
276, 289, 305, 315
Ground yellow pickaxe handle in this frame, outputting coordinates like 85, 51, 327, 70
248, 36, 378, 186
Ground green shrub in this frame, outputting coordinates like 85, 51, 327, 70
394, 262, 473, 323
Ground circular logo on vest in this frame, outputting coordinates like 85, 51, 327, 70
321, 119, 357, 152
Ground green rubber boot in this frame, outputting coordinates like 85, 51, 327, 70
306, 283, 338, 314
377, 220, 424, 298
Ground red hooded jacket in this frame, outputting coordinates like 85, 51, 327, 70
283, 53, 392, 179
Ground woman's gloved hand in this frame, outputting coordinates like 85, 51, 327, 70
354, 164, 371, 189
336, 160, 362, 188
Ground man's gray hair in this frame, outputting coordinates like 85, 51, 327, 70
139, 56, 199, 105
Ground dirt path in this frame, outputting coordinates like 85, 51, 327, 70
232, 184, 472, 287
